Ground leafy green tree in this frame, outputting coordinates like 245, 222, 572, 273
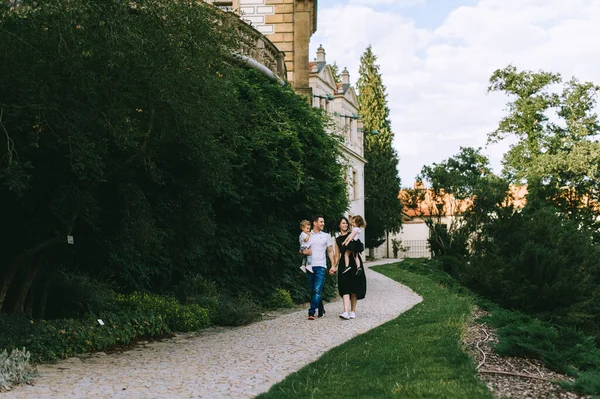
356, 46, 402, 249
404, 147, 509, 260
454, 66, 600, 339
488, 65, 600, 239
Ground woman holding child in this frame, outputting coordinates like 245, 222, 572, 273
330, 216, 367, 320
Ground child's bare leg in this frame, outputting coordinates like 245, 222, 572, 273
343, 251, 353, 273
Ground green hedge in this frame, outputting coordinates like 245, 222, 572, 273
0, 291, 212, 363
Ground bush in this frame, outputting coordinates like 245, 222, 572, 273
217, 294, 262, 326
114, 292, 210, 332
45, 272, 116, 319
0, 309, 171, 363
173, 276, 220, 323
0, 348, 37, 392
266, 288, 294, 310
434, 255, 465, 279
466, 205, 600, 337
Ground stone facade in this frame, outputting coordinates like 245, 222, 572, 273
206, 0, 317, 94
309, 45, 367, 221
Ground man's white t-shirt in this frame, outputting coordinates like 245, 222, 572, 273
308, 230, 330, 267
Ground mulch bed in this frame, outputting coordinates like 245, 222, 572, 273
463, 309, 591, 399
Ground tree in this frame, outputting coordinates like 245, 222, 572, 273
356, 46, 402, 250
330, 62, 341, 84
402, 147, 509, 259
488, 65, 600, 239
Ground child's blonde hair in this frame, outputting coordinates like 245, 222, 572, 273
352, 215, 366, 228
300, 220, 311, 229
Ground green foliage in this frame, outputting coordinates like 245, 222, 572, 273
465, 204, 600, 338
0, 348, 37, 392
488, 65, 600, 237
482, 308, 600, 395
0, 310, 171, 363
217, 294, 263, 327
114, 292, 210, 332
357, 46, 402, 248
391, 238, 408, 258
173, 275, 220, 323
266, 288, 294, 310
330, 62, 341, 84
410, 147, 510, 260
0, 0, 347, 317
45, 272, 116, 319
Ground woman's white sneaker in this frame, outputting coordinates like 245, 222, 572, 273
339, 312, 350, 320
348, 312, 356, 319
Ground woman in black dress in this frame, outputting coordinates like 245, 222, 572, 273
330, 216, 367, 320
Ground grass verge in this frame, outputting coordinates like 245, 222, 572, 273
257, 261, 494, 399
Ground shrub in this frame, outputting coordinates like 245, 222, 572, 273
45, 272, 116, 319
466, 205, 600, 337
173, 276, 220, 323
114, 292, 210, 332
20, 310, 171, 362
217, 294, 262, 326
0, 348, 37, 392
266, 288, 294, 310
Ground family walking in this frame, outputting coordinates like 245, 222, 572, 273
299, 215, 367, 321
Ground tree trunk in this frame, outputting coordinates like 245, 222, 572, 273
0, 267, 18, 312
0, 236, 60, 311
13, 262, 39, 314
35, 278, 51, 320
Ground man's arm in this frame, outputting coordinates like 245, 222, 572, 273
327, 244, 335, 268
300, 248, 312, 255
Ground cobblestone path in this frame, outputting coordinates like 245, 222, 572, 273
2, 259, 422, 399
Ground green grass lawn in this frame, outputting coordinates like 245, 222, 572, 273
257, 261, 494, 399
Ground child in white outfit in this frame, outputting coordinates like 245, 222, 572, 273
299, 220, 313, 273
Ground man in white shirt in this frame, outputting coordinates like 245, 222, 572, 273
302, 215, 335, 320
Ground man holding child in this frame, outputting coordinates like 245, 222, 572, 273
301, 215, 335, 320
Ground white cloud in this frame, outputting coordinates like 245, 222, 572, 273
311, 0, 600, 186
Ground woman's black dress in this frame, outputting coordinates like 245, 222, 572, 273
336, 233, 367, 300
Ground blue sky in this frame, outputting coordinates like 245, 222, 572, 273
310, 0, 600, 187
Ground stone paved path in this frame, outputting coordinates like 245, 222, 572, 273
2, 259, 422, 399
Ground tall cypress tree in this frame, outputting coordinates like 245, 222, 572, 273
357, 46, 403, 250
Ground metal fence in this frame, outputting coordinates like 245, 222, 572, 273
399, 240, 431, 259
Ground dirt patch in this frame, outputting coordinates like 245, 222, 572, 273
463, 309, 591, 399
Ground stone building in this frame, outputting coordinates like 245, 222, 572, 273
204, 0, 317, 96
309, 45, 366, 220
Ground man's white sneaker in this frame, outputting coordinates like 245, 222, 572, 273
348, 312, 356, 319
306, 265, 314, 273
299, 265, 307, 273
339, 312, 350, 320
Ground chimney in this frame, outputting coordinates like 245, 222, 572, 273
341, 67, 350, 85
316, 44, 326, 62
